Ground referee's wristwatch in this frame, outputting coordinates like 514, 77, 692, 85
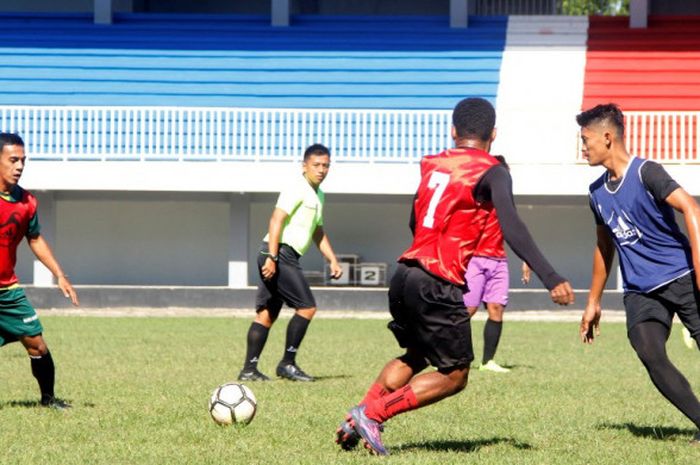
263, 252, 278, 262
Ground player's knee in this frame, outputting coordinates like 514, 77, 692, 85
296, 307, 316, 320
439, 366, 469, 394
254, 311, 276, 327
23, 338, 47, 357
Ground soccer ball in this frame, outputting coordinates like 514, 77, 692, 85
209, 382, 257, 426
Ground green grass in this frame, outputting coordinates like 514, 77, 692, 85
0, 315, 699, 465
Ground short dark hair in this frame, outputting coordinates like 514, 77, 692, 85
576, 103, 625, 138
0, 132, 24, 153
303, 143, 330, 161
452, 97, 496, 141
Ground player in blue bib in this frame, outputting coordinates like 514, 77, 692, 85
578, 103, 700, 445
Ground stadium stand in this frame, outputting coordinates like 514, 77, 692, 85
583, 15, 700, 111
582, 16, 700, 162
0, 12, 507, 109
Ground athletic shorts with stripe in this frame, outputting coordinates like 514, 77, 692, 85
387, 262, 474, 369
0, 287, 43, 347
255, 243, 316, 317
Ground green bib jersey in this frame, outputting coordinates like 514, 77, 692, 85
264, 174, 324, 256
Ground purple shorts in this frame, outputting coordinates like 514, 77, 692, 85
463, 256, 509, 307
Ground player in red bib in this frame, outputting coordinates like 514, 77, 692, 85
336, 98, 574, 455
0, 133, 78, 410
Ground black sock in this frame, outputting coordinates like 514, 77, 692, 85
30, 351, 55, 403
281, 314, 311, 365
630, 321, 700, 429
243, 322, 269, 371
482, 319, 503, 365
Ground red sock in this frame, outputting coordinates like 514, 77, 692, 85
360, 383, 388, 406
364, 385, 418, 423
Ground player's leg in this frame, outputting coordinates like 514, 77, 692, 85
239, 304, 280, 381
479, 259, 509, 372
463, 257, 486, 318
239, 246, 285, 381
359, 264, 472, 423
674, 273, 700, 350
274, 247, 317, 381
19, 334, 70, 409
628, 320, 700, 432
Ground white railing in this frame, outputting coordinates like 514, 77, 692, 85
0, 106, 453, 163
575, 111, 700, 164
3, 106, 698, 165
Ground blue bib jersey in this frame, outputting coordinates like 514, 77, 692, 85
588, 157, 693, 294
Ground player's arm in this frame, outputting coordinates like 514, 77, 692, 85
408, 191, 418, 236
581, 225, 614, 344
665, 187, 700, 289
313, 225, 342, 279
641, 161, 700, 289
27, 234, 79, 306
476, 166, 574, 305
260, 207, 288, 281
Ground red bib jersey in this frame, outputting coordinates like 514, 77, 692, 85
474, 209, 506, 258
400, 148, 500, 285
0, 186, 40, 287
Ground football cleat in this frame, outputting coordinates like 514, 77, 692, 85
237, 368, 270, 381
479, 360, 511, 373
349, 405, 389, 456
276, 363, 314, 382
41, 396, 72, 411
335, 416, 360, 451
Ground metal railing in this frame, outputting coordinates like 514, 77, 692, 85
1, 106, 697, 164
0, 106, 453, 163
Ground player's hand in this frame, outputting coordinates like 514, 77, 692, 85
57, 275, 79, 306
580, 303, 601, 344
260, 258, 277, 281
521, 262, 531, 285
328, 260, 343, 280
550, 281, 574, 305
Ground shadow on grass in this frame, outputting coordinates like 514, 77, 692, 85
0, 399, 95, 409
598, 422, 696, 440
307, 374, 351, 381
397, 436, 533, 453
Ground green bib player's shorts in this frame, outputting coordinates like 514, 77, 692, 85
0, 287, 43, 347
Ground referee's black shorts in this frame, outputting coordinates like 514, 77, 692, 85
624, 272, 700, 338
387, 261, 473, 369
255, 243, 316, 316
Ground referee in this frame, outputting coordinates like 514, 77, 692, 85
237, 144, 343, 382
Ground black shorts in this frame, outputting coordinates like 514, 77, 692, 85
387, 262, 473, 369
255, 243, 316, 316
624, 272, 700, 337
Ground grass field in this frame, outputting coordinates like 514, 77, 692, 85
0, 314, 698, 465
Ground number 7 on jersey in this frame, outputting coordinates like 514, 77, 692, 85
422, 171, 450, 229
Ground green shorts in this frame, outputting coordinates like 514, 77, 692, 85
0, 287, 43, 347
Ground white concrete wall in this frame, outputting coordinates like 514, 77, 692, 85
12, 191, 604, 289
49, 192, 230, 285
493, 15, 588, 166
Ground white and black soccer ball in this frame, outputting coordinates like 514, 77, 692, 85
209, 382, 257, 426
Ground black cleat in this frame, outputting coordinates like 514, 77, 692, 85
237, 368, 270, 381
276, 363, 314, 382
41, 396, 72, 411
